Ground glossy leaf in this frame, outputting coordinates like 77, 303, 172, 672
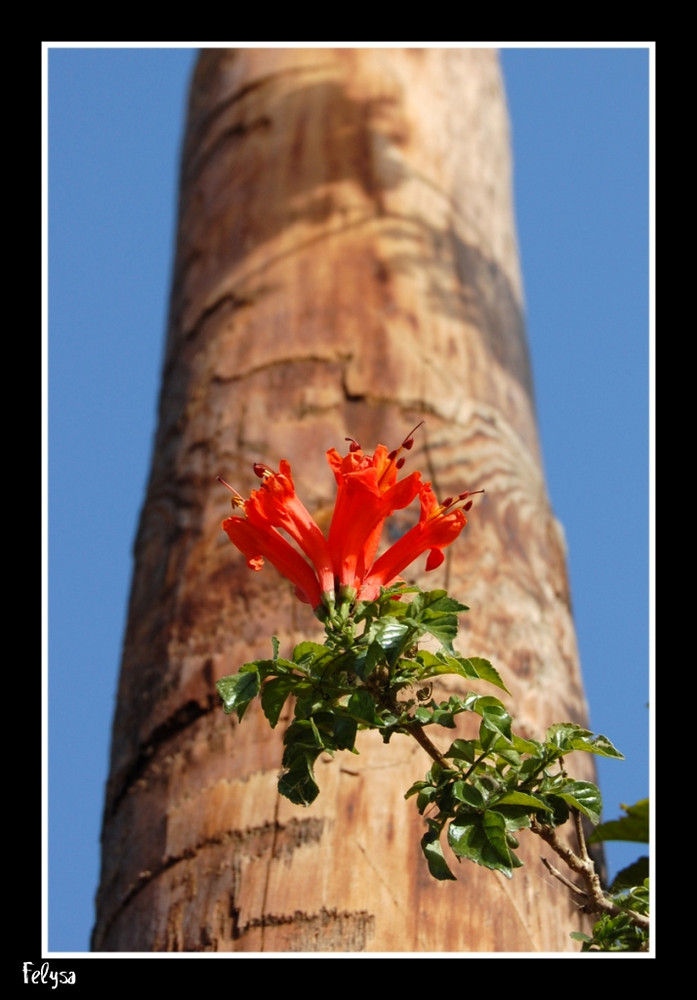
261, 674, 298, 727
421, 828, 456, 881
216, 667, 260, 720
556, 780, 602, 825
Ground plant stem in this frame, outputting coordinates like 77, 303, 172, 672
408, 724, 449, 768
530, 815, 650, 931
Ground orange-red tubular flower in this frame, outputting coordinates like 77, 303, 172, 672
358, 482, 472, 602
220, 429, 479, 616
326, 443, 422, 602
222, 515, 323, 610
245, 460, 336, 606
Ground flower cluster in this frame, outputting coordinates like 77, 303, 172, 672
220, 426, 480, 618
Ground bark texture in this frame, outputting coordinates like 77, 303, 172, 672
93, 47, 593, 953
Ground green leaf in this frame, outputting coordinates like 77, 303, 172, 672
447, 812, 521, 878
404, 590, 468, 649
416, 785, 438, 813
545, 722, 590, 753
589, 799, 649, 845
410, 589, 468, 617
331, 714, 358, 752
347, 688, 379, 727
574, 733, 624, 759
421, 828, 456, 881
445, 739, 477, 763
496, 791, 551, 811
545, 795, 571, 826
512, 734, 543, 756
354, 640, 384, 680
216, 667, 260, 720
462, 656, 509, 693
478, 702, 513, 748
415, 652, 509, 693
452, 781, 485, 809
556, 780, 602, 826
260, 674, 298, 727
369, 617, 412, 656
278, 750, 320, 806
292, 641, 330, 670
609, 856, 649, 893
544, 724, 624, 760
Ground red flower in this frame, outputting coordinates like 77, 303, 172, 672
222, 515, 324, 609
326, 441, 422, 603
358, 482, 477, 602
220, 462, 335, 611
219, 427, 480, 617
246, 460, 335, 601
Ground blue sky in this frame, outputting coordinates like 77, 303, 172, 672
46, 44, 652, 954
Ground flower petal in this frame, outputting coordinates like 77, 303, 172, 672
326, 444, 421, 595
223, 515, 323, 608
359, 482, 467, 598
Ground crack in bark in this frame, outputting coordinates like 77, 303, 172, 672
93, 816, 327, 952
184, 61, 335, 183
232, 906, 375, 952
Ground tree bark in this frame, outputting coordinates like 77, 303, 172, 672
93, 47, 594, 953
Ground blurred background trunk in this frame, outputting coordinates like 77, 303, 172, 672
92, 47, 593, 953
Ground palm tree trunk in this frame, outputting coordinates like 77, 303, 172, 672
92, 47, 593, 952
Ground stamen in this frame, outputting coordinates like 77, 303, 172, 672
434, 488, 485, 518
401, 419, 424, 450
253, 462, 274, 480
345, 437, 362, 453
380, 420, 425, 485
217, 476, 246, 509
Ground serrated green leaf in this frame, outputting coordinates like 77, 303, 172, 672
281, 720, 313, 750
569, 732, 625, 759
462, 657, 509, 693
278, 750, 320, 806
216, 668, 260, 720
545, 722, 592, 753
271, 635, 280, 659
447, 812, 520, 878
410, 589, 464, 615
404, 590, 466, 649
415, 652, 509, 693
